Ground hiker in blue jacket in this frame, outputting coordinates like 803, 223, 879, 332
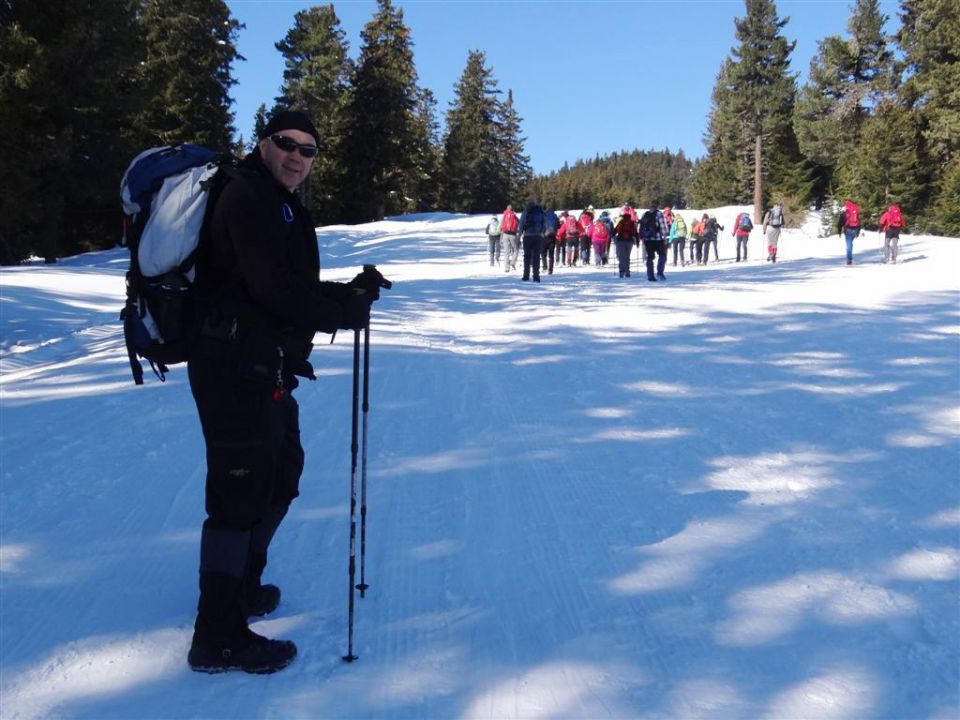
518, 198, 546, 282
541, 207, 559, 275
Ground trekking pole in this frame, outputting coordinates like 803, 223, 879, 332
354, 264, 392, 601
343, 329, 361, 663
356, 322, 371, 598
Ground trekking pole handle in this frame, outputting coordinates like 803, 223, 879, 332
362, 264, 393, 290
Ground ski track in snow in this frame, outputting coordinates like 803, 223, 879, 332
1, 208, 958, 719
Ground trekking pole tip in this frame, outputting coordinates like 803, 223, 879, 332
342, 654, 358, 663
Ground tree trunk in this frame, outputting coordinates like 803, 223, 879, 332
753, 132, 763, 224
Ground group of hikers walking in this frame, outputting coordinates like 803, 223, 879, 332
485, 197, 909, 279
837, 199, 908, 264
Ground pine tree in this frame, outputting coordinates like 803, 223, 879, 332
727, 0, 803, 221
133, 0, 241, 150
897, 0, 960, 167
0, 0, 143, 263
794, 0, 895, 200
409, 87, 442, 212
441, 50, 504, 213
273, 4, 352, 222
690, 59, 747, 207
341, 0, 424, 221
498, 90, 532, 206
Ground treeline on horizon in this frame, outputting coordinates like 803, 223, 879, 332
1, 0, 956, 264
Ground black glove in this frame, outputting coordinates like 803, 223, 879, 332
349, 266, 387, 301
340, 289, 372, 330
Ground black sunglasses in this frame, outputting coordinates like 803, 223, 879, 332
269, 134, 319, 158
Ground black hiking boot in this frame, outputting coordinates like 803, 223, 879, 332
244, 583, 281, 617
188, 627, 297, 674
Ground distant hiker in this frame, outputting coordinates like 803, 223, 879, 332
663, 206, 673, 228
639, 207, 668, 281
701, 214, 723, 264
598, 211, 615, 265
707, 216, 722, 261
762, 203, 785, 263
733, 210, 753, 262
578, 207, 595, 265
501, 204, 520, 272
541, 207, 560, 275
670, 214, 688, 267
563, 212, 580, 266
879, 204, 906, 264
518, 198, 546, 282
485, 215, 501, 267
690, 217, 703, 264
838, 199, 861, 265
613, 210, 638, 277
186, 110, 385, 675
621, 203, 638, 222
591, 211, 611, 266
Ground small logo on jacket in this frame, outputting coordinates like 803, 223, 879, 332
282, 203, 295, 223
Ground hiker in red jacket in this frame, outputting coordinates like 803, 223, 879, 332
733, 211, 753, 262
879, 204, 906, 264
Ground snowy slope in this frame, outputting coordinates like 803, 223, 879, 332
1, 210, 958, 719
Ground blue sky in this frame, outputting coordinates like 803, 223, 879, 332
225, 0, 901, 175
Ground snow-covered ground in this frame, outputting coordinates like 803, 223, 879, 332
1, 208, 958, 719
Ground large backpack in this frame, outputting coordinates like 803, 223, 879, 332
845, 201, 861, 228
887, 205, 904, 229
769, 204, 784, 227
523, 204, 545, 234
119, 144, 236, 384
639, 210, 658, 240
674, 215, 687, 237
593, 218, 610, 241
738, 212, 753, 232
563, 216, 579, 238
615, 216, 636, 241
501, 211, 518, 233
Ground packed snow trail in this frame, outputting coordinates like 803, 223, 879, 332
1, 210, 958, 719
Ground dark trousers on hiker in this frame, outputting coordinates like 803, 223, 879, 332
566, 238, 579, 266
736, 234, 749, 261
615, 239, 634, 277
488, 234, 501, 266
188, 335, 304, 646
541, 235, 556, 274
672, 238, 686, 266
522, 234, 543, 281
644, 239, 666, 279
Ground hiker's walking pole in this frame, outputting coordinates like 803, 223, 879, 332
343, 329, 361, 663
356, 323, 371, 597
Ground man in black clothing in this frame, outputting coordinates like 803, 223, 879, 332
187, 110, 384, 674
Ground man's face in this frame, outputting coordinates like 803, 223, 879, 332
258, 129, 317, 191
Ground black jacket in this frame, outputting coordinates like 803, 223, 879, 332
202, 150, 350, 363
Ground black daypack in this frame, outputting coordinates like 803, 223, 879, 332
639, 210, 658, 240
119, 145, 237, 384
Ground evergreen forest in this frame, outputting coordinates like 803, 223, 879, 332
1, 0, 956, 264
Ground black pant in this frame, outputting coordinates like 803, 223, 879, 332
522, 234, 543, 280
644, 239, 667, 279
189, 334, 304, 640
672, 238, 686, 265
541, 235, 556, 274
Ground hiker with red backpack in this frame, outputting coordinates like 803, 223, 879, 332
879, 204, 906, 264
838, 199, 861, 265
578, 207, 595, 265
563, 212, 580, 266
613, 211, 638, 277
500, 204, 520, 273
592, 211, 612, 266
733, 211, 753, 262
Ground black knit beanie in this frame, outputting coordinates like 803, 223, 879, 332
261, 110, 320, 147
